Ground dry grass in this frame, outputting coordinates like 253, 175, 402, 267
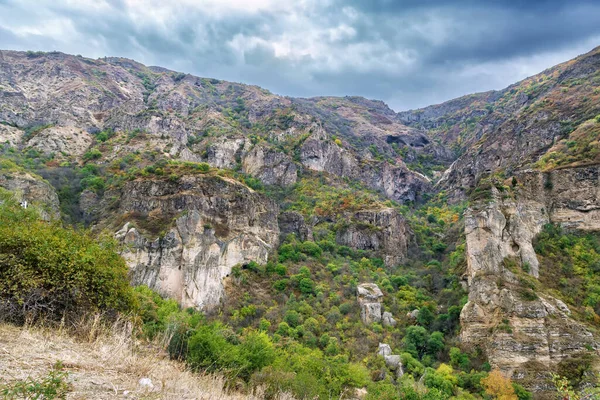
0, 320, 294, 399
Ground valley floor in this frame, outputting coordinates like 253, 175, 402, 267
0, 323, 289, 400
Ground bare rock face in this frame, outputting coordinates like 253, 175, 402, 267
278, 211, 313, 242
242, 144, 297, 186
203, 138, 245, 169
26, 126, 93, 159
0, 171, 60, 220
357, 283, 384, 324
516, 166, 600, 231
384, 355, 402, 371
300, 128, 431, 203
378, 343, 392, 356
336, 208, 411, 268
113, 174, 279, 309
460, 190, 598, 392
0, 124, 23, 147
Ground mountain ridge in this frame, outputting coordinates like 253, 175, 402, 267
2, 46, 600, 399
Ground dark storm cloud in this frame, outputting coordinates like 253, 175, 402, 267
0, 0, 599, 110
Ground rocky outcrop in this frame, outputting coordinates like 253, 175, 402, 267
382, 312, 397, 328
278, 211, 313, 242
357, 283, 384, 324
0, 124, 23, 147
336, 208, 411, 268
377, 343, 404, 377
113, 174, 279, 309
460, 190, 599, 393
203, 138, 245, 170
300, 128, 431, 203
26, 126, 93, 159
242, 144, 297, 186
0, 171, 60, 220
516, 166, 600, 231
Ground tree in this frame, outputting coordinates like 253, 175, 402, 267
481, 370, 518, 400
403, 326, 429, 358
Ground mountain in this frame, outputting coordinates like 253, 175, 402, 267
1, 47, 600, 399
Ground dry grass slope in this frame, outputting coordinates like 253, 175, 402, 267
0, 322, 294, 400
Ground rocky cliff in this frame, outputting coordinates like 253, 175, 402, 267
109, 174, 279, 309
3, 46, 600, 396
460, 176, 600, 394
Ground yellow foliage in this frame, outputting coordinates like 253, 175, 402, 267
481, 369, 517, 400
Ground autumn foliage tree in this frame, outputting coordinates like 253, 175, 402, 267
481, 369, 518, 400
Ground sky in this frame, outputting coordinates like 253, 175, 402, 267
1, 0, 600, 111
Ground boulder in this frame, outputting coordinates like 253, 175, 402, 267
384, 355, 401, 371
357, 283, 384, 324
382, 311, 397, 327
377, 343, 392, 357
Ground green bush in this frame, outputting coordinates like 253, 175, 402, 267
0, 361, 70, 399
299, 277, 316, 295
0, 192, 135, 323
83, 148, 102, 161
300, 241, 322, 258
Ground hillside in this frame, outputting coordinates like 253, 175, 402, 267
398, 46, 600, 200
1, 47, 600, 399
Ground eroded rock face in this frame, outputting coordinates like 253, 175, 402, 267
460, 191, 598, 391
278, 211, 313, 242
300, 128, 431, 203
516, 166, 600, 231
336, 208, 411, 268
242, 144, 297, 186
0, 124, 23, 147
114, 175, 279, 309
0, 171, 60, 220
27, 126, 93, 159
357, 283, 384, 324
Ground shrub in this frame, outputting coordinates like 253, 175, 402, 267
284, 310, 302, 328
403, 326, 428, 358
0, 361, 70, 399
83, 148, 102, 161
196, 162, 210, 172
449, 347, 470, 370
299, 278, 316, 295
0, 192, 135, 324
300, 241, 322, 258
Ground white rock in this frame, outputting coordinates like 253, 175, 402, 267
382, 311, 397, 327
138, 378, 154, 389
377, 343, 392, 356
384, 354, 401, 370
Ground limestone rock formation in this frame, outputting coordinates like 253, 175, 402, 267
357, 283, 384, 324
516, 166, 600, 231
299, 128, 431, 203
384, 355, 401, 371
0, 124, 23, 147
378, 343, 392, 357
382, 312, 397, 328
336, 208, 411, 268
113, 174, 279, 309
27, 126, 93, 159
377, 343, 404, 377
241, 144, 298, 186
460, 189, 599, 391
